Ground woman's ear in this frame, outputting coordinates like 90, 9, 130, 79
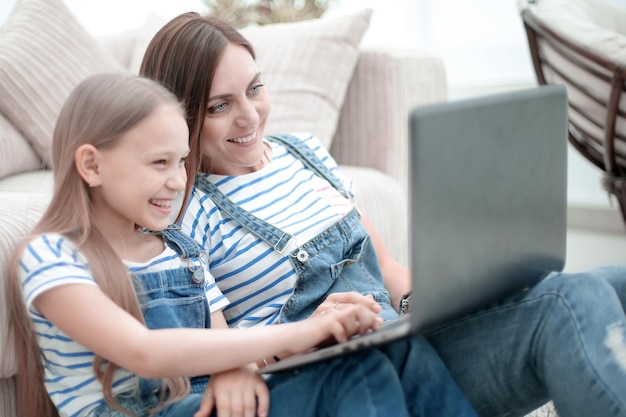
75, 144, 101, 188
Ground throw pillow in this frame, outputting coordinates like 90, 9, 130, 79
0, 112, 41, 179
130, 9, 372, 150
0, 0, 124, 166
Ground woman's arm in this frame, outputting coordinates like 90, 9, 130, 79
360, 215, 411, 310
33, 283, 380, 379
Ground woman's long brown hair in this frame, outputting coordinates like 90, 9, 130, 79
139, 12, 255, 222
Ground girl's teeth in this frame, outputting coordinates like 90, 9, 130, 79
151, 200, 172, 208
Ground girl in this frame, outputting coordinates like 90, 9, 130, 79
140, 11, 626, 417
5, 72, 412, 417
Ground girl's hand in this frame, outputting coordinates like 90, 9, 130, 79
194, 364, 269, 417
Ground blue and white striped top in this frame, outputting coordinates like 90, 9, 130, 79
18, 234, 226, 417
181, 133, 354, 328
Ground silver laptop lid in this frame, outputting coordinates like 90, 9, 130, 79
409, 84, 568, 333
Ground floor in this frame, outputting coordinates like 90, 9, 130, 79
564, 208, 626, 272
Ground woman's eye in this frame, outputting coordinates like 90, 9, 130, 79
155, 159, 167, 166
208, 103, 227, 114
249, 84, 264, 95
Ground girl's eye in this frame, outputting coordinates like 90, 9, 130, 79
155, 159, 167, 165
208, 102, 227, 114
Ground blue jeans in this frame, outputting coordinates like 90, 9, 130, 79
93, 349, 410, 417
425, 265, 626, 417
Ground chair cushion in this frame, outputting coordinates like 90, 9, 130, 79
536, 0, 626, 165
537, 0, 626, 63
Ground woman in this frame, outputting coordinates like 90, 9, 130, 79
139, 12, 626, 417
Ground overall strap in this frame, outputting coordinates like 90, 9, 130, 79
159, 226, 203, 258
194, 176, 294, 254
266, 134, 353, 199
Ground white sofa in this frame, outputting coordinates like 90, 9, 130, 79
0, 0, 448, 414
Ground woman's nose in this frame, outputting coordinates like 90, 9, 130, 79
235, 99, 260, 127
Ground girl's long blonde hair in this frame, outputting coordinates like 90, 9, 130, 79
4, 73, 190, 417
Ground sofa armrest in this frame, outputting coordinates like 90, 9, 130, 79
331, 48, 448, 193
341, 166, 409, 267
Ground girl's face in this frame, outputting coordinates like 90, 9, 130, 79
200, 43, 271, 175
89, 104, 189, 234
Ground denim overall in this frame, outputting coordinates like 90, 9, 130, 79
194, 134, 398, 324
193, 134, 479, 417
93, 228, 211, 416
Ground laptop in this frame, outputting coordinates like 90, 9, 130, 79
260, 84, 568, 374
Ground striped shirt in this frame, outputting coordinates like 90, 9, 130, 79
19, 234, 226, 417
182, 133, 354, 328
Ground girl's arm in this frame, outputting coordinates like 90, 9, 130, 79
33, 283, 380, 379
198, 311, 269, 417
360, 215, 411, 311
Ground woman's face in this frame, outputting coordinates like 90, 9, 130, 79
200, 43, 271, 175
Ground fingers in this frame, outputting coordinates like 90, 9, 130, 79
206, 369, 269, 417
321, 303, 382, 343
255, 382, 270, 417
317, 292, 382, 317
193, 389, 215, 417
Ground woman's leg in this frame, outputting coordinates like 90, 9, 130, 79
425, 269, 626, 417
587, 264, 626, 309
378, 335, 479, 417
265, 348, 409, 417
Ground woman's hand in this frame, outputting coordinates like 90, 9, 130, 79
313, 292, 382, 317
300, 295, 384, 351
194, 364, 269, 417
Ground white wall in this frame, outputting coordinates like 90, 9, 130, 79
0, 0, 614, 211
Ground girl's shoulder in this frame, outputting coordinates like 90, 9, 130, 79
18, 233, 94, 308
21, 233, 82, 262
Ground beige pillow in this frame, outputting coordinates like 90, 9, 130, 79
0, 0, 124, 166
242, 9, 372, 150
0, 112, 42, 179
131, 9, 372, 150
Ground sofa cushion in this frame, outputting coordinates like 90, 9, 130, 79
0, 191, 52, 378
0, 112, 41, 180
129, 9, 372, 150
0, 0, 124, 167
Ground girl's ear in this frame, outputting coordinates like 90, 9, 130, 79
75, 144, 101, 188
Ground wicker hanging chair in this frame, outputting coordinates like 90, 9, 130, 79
519, 0, 626, 228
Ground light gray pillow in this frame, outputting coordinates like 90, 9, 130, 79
0, 0, 124, 166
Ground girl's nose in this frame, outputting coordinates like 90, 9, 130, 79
168, 167, 187, 191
